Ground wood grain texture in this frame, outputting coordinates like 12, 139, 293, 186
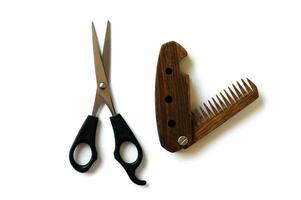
192, 79, 259, 142
155, 41, 259, 152
155, 41, 193, 152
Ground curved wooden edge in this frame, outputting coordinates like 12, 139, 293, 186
155, 41, 193, 152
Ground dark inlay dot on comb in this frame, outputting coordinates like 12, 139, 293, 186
165, 67, 173, 75
165, 96, 173, 103
168, 120, 176, 127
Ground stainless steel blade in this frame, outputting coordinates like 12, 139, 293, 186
92, 22, 116, 116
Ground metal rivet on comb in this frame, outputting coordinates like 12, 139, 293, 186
178, 136, 188, 146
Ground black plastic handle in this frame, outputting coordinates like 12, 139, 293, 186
69, 115, 98, 172
110, 114, 146, 185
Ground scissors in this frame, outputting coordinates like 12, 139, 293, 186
69, 21, 146, 186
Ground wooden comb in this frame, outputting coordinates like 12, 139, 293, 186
155, 41, 259, 152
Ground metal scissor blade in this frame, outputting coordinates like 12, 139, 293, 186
91, 22, 116, 116
102, 21, 111, 81
92, 22, 109, 85
92, 89, 105, 116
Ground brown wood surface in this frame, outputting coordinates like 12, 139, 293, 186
192, 79, 259, 142
155, 41, 193, 152
155, 41, 259, 152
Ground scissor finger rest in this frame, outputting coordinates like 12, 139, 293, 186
110, 114, 146, 186
69, 115, 98, 172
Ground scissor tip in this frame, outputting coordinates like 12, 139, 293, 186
92, 21, 96, 29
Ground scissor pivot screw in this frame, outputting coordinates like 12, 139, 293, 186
99, 82, 107, 89
178, 136, 188, 146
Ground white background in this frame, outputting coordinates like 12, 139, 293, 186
0, 0, 301, 199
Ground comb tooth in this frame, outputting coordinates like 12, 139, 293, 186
212, 97, 222, 112
192, 112, 201, 126
199, 106, 210, 121
191, 111, 197, 121
247, 78, 257, 92
208, 100, 218, 115
241, 79, 252, 93
217, 94, 227, 109
236, 81, 247, 96
195, 109, 206, 123
223, 90, 234, 105
193, 109, 202, 122
232, 84, 243, 98
228, 86, 239, 101
203, 103, 214, 118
